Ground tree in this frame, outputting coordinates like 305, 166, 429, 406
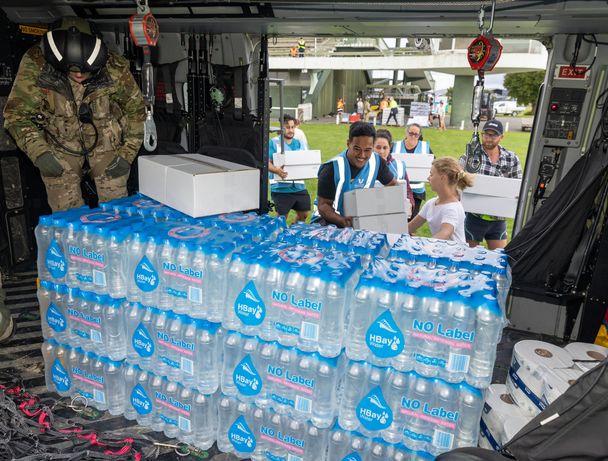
503, 71, 545, 110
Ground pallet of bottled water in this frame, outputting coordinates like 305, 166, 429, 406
223, 242, 361, 357
328, 426, 435, 461
217, 394, 329, 461
38, 281, 127, 361
42, 340, 125, 415
101, 194, 286, 242
122, 362, 217, 450
338, 360, 484, 457
125, 303, 221, 394
279, 222, 388, 267
221, 330, 342, 428
389, 235, 510, 311
346, 258, 505, 388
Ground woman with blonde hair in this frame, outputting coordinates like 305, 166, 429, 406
408, 157, 474, 243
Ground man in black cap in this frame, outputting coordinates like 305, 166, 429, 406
460, 119, 522, 249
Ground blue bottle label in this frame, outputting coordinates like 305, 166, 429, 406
233, 355, 262, 396
342, 453, 363, 461
131, 383, 153, 415
132, 323, 154, 357
134, 255, 159, 292
51, 358, 71, 392
46, 303, 67, 333
228, 415, 256, 453
234, 280, 265, 326
356, 386, 393, 431
46, 240, 67, 278
366, 309, 404, 358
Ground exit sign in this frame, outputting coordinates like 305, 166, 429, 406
555, 65, 590, 79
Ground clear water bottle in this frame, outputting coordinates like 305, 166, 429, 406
191, 391, 216, 450
304, 420, 328, 461
254, 340, 276, 408
141, 234, 160, 307
36, 215, 54, 280
300, 268, 323, 353
194, 321, 220, 394
402, 375, 432, 451
65, 220, 81, 288
339, 361, 366, 431
68, 290, 89, 349
174, 242, 193, 314
383, 369, 408, 444
241, 259, 265, 337
223, 252, 248, 329
90, 226, 110, 294
162, 380, 181, 438
127, 230, 145, 302
249, 405, 266, 461
312, 355, 339, 429
149, 374, 165, 432
89, 294, 105, 356
274, 347, 295, 415
77, 223, 95, 291
187, 242, 206, 318
444, 288, 476, 384
293, 353, 315, 422
154, 309, 174, 379
177, 386, 195, 443
123, 363, 139, 421
369, 439, 393, 461
39, 281, 54, 340
346, 283, 374, 361
104, 297, 126, 361
318, 279, 344, 358
205, 249, 230, 323
415, 286, 446, 378
158, 237, 175, 310
105, 357, 125, 415
221, 331, 242, 397
217, 396, 235, 453
456, 384, 484, 448
107, 227, 128, 299
267, 412, 287, 459
42, 340, 58, 392
328, 427, 349, 460
261, 263, 282, 342
469, 288, 503, 388
133, 368, 155, 427
393, 284, 419, 372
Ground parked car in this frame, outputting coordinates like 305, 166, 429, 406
493, 100, 526, 117
521, 117, 534, 131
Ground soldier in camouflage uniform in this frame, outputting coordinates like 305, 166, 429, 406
3, 17, 145, 212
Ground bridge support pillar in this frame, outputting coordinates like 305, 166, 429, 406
449, 75, 475, 128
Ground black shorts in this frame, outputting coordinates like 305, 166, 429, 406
271, 190, 311, 215
465, 212, 508, 242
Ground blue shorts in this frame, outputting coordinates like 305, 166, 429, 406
465, 213, 508, 242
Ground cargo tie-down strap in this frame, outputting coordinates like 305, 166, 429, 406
0, 373, 159, 460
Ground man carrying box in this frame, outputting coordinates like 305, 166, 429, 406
459, 119, 522, 249
312, 121, 399, 228
268, 114, 311, 222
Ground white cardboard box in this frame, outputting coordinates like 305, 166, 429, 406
353, 213, 409, 234
460, 174, 522, 219
343, 185, 408, 217
272, 149, 321, 180
139, 154, 260, 218
391, 153, 434, 183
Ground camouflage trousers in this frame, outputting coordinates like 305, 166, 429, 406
41, 150, 129, 212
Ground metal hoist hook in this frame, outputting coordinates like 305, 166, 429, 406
130, 0, 159, 151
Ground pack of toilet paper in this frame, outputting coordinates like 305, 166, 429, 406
505, 340, 583, 417
564, 342, 608, 373
479, 384, 532, 451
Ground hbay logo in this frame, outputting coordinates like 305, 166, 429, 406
228, 416, 256, 453
366, 310, 404, 358
356, 386, 393, 431
235, 281, 265, 326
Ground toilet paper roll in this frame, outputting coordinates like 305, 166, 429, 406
564, 342, 608, 373
507, 340, 575, 417
481, 384, 532, 449
542, 366, 584, 405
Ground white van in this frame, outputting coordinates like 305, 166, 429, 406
493, 100, 526, 116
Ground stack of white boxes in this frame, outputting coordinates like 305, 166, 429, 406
343, 185, 410, 234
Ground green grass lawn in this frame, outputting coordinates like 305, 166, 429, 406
272, 123, 531, 240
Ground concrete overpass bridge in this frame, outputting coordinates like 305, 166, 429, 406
269, 37, 548, 124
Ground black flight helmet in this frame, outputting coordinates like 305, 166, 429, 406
42, 16, 108, 74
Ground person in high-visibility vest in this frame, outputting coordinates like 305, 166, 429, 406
297, 38, 306, 57
392, 123, 434, 217
386, 96, 399, 126
311, 122, 399, 228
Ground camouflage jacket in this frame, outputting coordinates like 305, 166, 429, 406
3, 46, 145, 164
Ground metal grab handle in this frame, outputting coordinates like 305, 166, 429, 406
143, 108, 157, 152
